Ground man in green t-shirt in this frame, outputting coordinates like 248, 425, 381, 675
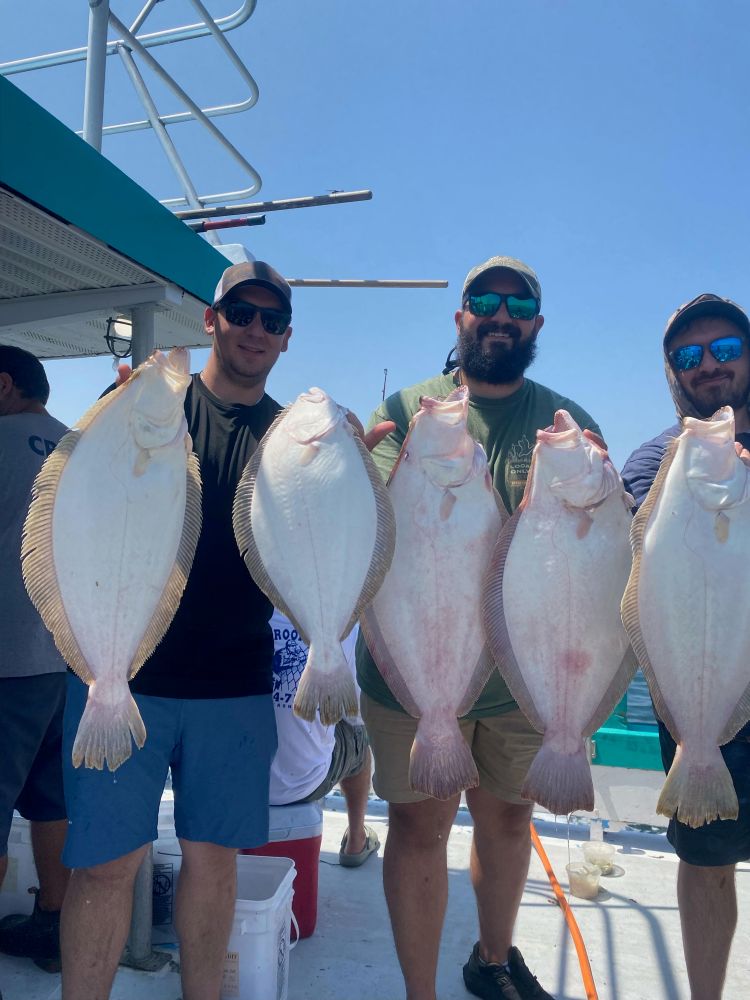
356, 255, 601, 1000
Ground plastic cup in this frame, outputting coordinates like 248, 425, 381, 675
566, 862, 600, 900
582, 840, 616, 875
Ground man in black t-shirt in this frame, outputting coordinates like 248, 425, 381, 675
622, 293, 750, 1000
59, 262, 298, 1000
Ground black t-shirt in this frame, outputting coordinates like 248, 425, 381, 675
129, 374, 281, 699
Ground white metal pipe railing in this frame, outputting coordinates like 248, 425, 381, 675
0, 0, 257, 75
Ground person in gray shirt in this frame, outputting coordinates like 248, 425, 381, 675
0, 345, 70, 974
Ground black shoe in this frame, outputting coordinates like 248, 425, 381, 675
507, 946, 555, 1000
0, 888, 61, 972
463, 942, 523, 1000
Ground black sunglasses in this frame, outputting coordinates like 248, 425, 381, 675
463, 291, 540, 321
669, 336, 744, 373
217, 300, 291, 336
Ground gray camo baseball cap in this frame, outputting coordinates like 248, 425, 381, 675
462, 256, 541, 305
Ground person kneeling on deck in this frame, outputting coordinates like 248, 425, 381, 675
622, 293, 750, 1000
268, 610, 378, 866
0, 347, 70, 978
357, 256, 601, 1000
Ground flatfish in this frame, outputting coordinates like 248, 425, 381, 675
22, 348, 202, 771
622, 406, 750, 827
234, 387, 395, 725
484, 410, 635, 814
360, 386, 506, 799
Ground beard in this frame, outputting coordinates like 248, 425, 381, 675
457, 318, 537, 384
686, 374, 750, 418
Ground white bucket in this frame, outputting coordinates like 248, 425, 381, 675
0, 814, 38, 919
221, 855, 297, 1000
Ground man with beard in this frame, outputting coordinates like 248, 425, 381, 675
622, 293, 750, 1000
356, 256, 600, 1000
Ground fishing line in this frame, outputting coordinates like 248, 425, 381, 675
530, 821, 599, 1000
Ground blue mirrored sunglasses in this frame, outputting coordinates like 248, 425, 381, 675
669, 336, 744, 372
464, 292, 539, 321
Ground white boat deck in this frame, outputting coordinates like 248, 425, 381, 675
2, 795, 749, 1000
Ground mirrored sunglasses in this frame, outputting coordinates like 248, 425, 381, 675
219, 300, 291, 335
669, 336, 744, 373
464, 292, 539, 321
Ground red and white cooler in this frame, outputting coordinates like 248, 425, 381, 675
240, 800, 323, 939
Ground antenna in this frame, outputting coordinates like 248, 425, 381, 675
382, 368, 388, 401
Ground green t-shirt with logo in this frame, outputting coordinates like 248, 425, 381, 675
355, 372, 602, 719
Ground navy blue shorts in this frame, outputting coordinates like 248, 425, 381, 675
0, 674, 67, 856
658, 719, 750, 866
62, 675, 277, 869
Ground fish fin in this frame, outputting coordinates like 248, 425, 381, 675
714, 511, 730, 543
620, 437, 681, 738
719, 681, 750, 744
232, 434, 309, 643
455, 644, 497, 719
409, 718, 479, 799
493, 485, 510, 523
658, 744, 739, 828
358, 607, 421, 718
482, 509, 546, 733
134, 448, 151, 476
297, 442, 320, 465
128, 450, 203, 679
21, 430, 94, 685
293, 643, 358, 725
344, 435, 396, 635
582, 645, 639, 737
72, 682, 147, 772
521, 739, 595, 815
439, 489, 457, 520
576, 510, 593, 538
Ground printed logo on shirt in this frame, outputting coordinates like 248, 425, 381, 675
507, 434, 534, 499
28, 435, 58, 457
271, 625, 308, 709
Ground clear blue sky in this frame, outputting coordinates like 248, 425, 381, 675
4, 0, 750, 468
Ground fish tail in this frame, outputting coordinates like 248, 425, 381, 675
658, 744, 739, 828
293, 643, 358, 726
408, 719, 478, 800
521, 739, 595, 815
71, 683, 147, 772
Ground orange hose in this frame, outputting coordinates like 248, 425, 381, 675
530, 821, 599, 1000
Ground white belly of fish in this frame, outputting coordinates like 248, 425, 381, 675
502, 495, 632, 740
364, 460, 503, 798
251, 430, 377, 640
52, 416, 188, 676
636, 481, 750, 748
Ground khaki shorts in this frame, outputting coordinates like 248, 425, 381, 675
360, 694, 542, 805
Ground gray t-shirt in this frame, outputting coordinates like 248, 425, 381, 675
0, 412, 69, 678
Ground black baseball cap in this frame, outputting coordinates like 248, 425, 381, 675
212, 261, 292, 314
664, 293, 749, 343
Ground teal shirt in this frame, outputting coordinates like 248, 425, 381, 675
356, 372, 602, 718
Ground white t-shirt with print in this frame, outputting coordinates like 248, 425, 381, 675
269, 609, 361, 805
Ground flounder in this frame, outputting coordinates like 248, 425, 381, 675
22, 348, 202, 771
233, 387, 395, 725
484, 410, 635, 815
622, 406, 750, 827
360, 386, 506, 799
